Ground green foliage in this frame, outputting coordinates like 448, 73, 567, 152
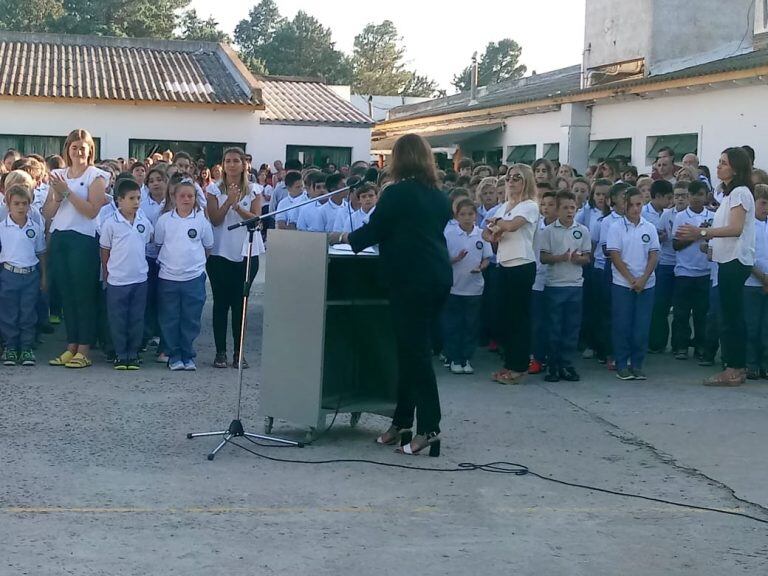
178, 9, 230, 43
452, 39, 527, 92
0, 0, 65, 32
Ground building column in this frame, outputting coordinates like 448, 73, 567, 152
560, 103, 592, 174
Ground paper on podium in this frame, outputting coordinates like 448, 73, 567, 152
328, 244, 378, 256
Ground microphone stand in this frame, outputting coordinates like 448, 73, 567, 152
186, 179, 362, 460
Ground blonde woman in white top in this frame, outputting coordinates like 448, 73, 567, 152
484, 163, 540, 384
205, 147, 264, 369
42, 129, 109, 369
677, 147, 755, 386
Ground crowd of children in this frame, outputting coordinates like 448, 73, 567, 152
1, 131, 766, 389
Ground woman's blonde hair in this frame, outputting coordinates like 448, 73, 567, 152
390, 134, 438, 188
506, 163, 536, 203
221, 147, 250, 200
4, 169, 35, 194
62, 128, 97, 167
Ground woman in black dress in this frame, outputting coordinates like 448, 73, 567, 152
330, 134, 452, 456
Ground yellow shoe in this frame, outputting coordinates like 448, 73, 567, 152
65, 353, 92, 369
49, 350, 74, 366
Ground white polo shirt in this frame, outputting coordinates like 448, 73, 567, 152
577, 205, 602, 231
50, 166, 110, 237
606, 217, 660, 290
444, 224, 493, 296
532, 217, 550, 292
275, 191, 308, 227
641, 202, 665, 228
539, 219, 592, 287
0, 215, 45, 267
711, 186, 755, 266
334, 206, 376, 233
297, 201, 327, 232
155, 209, 214, 282
207, 182, 264, 261
671, 207, 714, 278
139, 193, 166, 259
99, 210, 153, 286
320, 199, 348, 233
657, 208, 679, 267
746, 218, 768, 288
496, 199, 539, 268
593, 211, 623, 270
33, 184, 49, 211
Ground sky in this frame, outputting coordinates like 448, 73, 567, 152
189, 0, 586, 91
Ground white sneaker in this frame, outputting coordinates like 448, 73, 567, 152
168, 360, 184, 371
450, 362, 464, 374
183, 360, 197, 371
439, 353, 449, 367
463, 361, 475, 374
582, 348, 595, 359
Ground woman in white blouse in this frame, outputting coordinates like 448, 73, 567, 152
42, 129, 109, 369
677, 147, 755, 386
484, 164, 540, 384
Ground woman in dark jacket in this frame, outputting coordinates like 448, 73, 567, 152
331, 134, 451, 456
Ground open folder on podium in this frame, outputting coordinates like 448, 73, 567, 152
260, 230, 398, 439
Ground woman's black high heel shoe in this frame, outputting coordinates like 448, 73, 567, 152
375, 426, 413, 446
396, 432, 441, 457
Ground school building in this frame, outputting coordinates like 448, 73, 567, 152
372, 0, 768, 176
0, 32, 373, 167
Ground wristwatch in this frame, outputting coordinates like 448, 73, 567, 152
699, 229, 708, 239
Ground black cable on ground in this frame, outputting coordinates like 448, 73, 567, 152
228, 438, 768, 526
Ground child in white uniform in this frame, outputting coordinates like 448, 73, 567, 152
155, 180, 214, 371
275, 172, 307, 230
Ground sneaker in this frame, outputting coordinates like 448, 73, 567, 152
616, 368, 635, 380
528, 359, 543, 375
213, 352, 228, 368
544, 368, 560, 383
149, 336, 160, 347
156, 352, 170, 364
168, 360, 185, 371
698, 358, 715, 367
2, 349, 18, 366
19, 350, 36, 367
450, 362, 464, 374
439, 353, 450, 367
462, 361, 474, 374
581, 348, 595, 359
127, 358, 141, 371
631, 368, 647, 380
183, 359, 197, 371
48, 314, 61, 325
674, 350, 688, 360
114, 358, 128, 371
560, 367, 581, 382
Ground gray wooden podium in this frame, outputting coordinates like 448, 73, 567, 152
259, 230, 398, 440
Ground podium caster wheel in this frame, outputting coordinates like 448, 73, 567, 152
186, 433, 193, 439
206, 453, 215, 461
264, 417, 274, 434
350, 412, 361, 428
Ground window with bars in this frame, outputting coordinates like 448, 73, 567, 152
0, 134, 101, 160
286, 145, 352, 169
589, 138, 632, 164
646, 134, 698, 164
543, 143, 560, 162
129, 139, 245, 167
506, 145, 536, 165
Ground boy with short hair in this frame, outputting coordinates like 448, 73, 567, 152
743, 184, 768, 379
607, 188, 660, 380
275, 171, 306, 230
334, 183, 378, 233
297, 170, 328, 232
320, 172, 348, 232
539, 190, 592, 382
670, 181, 714, 360
457, 158, 473, 179
443, 198, 492, 374
0, 185, 47, 366
529, 190, 557, 374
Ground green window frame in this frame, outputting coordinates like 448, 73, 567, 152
589, 138, 632, 163
646, 134, 698, 164
0, 134, 101, 160
129, 139, 246, 167
286, 145, 352, 168
506, 145, 536, 165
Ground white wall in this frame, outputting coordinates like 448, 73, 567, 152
590, 84, 768, 174
503, 111, 562, 159
0, 99, 259, 159
252, 124, 373, 166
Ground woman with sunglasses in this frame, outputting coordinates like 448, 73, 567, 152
484, 164, 540, 384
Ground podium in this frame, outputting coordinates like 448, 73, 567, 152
259, 230, 398, 440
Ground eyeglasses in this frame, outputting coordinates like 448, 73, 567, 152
507, 174, 524, 182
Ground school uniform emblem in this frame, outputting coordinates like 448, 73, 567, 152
641, 233, 651, 243
573, 230, 583, 239
188, 228, 198, 239
475, 240, 484, 250
26, 228, 36, 238
137, 224, 145, 233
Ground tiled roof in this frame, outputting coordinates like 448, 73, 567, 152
257, 76, 374, 127
387, 48, 768, 123
387, 66, 583, 122
0, 31, 261, 107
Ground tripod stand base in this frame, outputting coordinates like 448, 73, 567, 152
187, 419, 304, 460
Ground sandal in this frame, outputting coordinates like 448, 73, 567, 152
703, 370, 744, 387
496, 371, 525, 385
65, 353, 92, 369
491, 369, 512, 381
49, 350, 74, 366
396, 432, 441, 457
375, 425, 412, 446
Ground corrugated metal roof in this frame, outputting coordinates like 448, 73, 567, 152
387, 48, 768, 123
258, 76, 374, 127
0, 31, 260, 106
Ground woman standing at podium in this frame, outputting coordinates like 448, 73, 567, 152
330, 134, 452, 456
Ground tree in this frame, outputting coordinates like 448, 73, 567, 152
0, 0, 65, 32
236, 6, 352, 83
402, 73, 445, 98
352, 21, 411, 95
54, 0, 190, 37
452, 39, 527, 92
178, 9, 230, 43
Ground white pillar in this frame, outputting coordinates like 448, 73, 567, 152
560, 103, 592, 173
